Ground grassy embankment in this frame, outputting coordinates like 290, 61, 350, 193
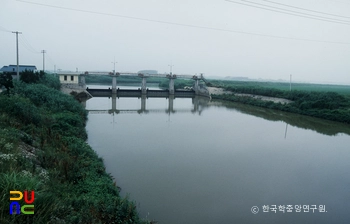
208, 80, 350, 124
0, 72, 149, 223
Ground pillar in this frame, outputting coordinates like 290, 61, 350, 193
193, 96, 199, 113
141, 77, 147, 95
141, 95, 146, 112
168, 76, 176, 95
112, 76, 117, 94
112, 93, 117, 112
80, 75, 86, 88
193, 78, 199, 95
168, 95, 174, 113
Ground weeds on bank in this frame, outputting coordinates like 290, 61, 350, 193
211, 80, 350, 124
0, 73, 149, 223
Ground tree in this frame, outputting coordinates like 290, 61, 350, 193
0, 72, 14, 95
20, 70, 44, 84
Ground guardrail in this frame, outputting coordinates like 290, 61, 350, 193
57, 71, 205, 80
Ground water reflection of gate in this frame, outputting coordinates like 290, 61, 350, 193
87, 94, 210, 115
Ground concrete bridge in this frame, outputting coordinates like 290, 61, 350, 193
58, 71, 210, 98
86, 94, 210, 115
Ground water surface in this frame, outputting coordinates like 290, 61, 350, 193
85, 85, 350, 224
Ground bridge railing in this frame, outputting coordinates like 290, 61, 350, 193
57, 71, 207, 80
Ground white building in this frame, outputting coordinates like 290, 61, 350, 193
59, 74, 80, 84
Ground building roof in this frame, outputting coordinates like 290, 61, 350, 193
8, 65, 37, 68
0, 65, 37, 72
59, 73, 80, 76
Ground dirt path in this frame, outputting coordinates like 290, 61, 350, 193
208, 87, 293, 104
207, 87, 232, 95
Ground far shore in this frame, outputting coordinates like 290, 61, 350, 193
208, 87, 292, 104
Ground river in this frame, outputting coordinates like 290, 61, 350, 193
85, 84, 350, 224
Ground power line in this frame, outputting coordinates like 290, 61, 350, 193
225, 0, 350, 25
19, 35, 41, 54
323, 0, 350, 5
247, 0, 350, 23
261, 0, 350, 19
46, 53, 56, 65
22, 34, 40, 53
0, 25, 12, 33
248, 0, 350, 22
16, 0, 350, 45
44, 53, 57, 72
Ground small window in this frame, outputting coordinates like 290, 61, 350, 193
71, 76, 74, 81
64, 75, 67, 81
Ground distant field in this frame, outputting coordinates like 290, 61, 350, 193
209, 80, 350, 95
210, 79, 350, 124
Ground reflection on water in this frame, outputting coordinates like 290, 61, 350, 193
211, 100, 350, 136
85, 94, 350, 136
88, 94, 211, 115
85, 85, 350, 224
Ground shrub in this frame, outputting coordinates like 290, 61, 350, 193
38, 73, 61, 90
0, 72, 14, 95
20, 70, 44, 84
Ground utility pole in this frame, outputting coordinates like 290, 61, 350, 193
290, 74, 292, 91
41, 50, 46, 72
168, 63, 174, 75
12, 31, 22, 80
111, 58, 118, 94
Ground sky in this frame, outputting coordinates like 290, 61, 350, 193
1, 0, 350, 84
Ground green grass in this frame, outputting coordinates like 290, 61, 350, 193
209, 79, 350, 124
0, 74, 150, 224
208, 79, 350, 95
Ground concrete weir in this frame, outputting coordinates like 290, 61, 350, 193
85, 73, 210, 98
59, 71, 210, 98
86, 88, 197, 98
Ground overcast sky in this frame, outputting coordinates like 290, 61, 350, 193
1, 0, 350, 84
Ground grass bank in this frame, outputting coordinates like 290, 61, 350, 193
208, 79, 350, 95
0, 73, 149, 223
209, 79, 350, 124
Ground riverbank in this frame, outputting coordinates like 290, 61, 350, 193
208, 82, 350, 124
0, 74, 149, 223
208, 87, 293, 104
